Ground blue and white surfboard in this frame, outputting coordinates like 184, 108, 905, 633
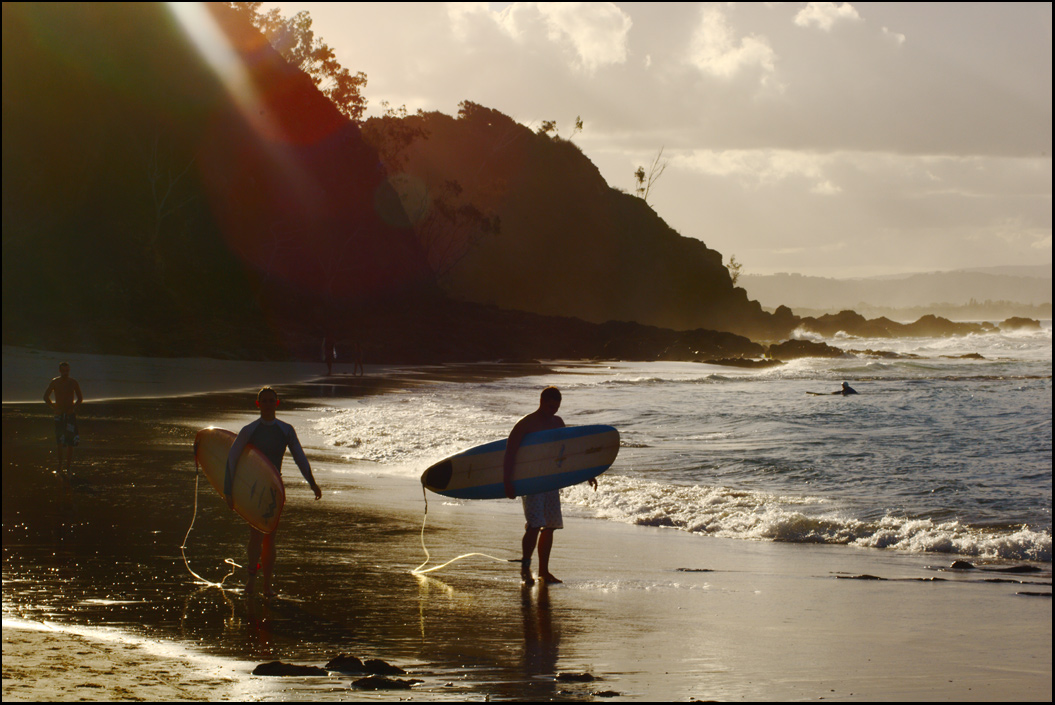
421, 425, 620, 500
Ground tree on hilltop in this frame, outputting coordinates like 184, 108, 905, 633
634, 147, 668, 203
226, 2, 367, 122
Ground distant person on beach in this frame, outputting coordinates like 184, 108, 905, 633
352, 341, 364, 377
225, 386, 322, 597
43, 362, 83, 474
322, 335, 337, 375
503, 386, 597, 584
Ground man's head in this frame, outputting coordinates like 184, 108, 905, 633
256, 387, 280, 418
539, 386, 561, 415
59, 362, 70, 378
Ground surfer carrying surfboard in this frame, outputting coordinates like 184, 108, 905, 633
504, 387, 597, 584
224, 387, 322, 596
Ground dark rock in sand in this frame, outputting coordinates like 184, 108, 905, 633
950, 560, 1042, 573
351, 675, 421, 690
593, 690, 621, 697
325, 654, 367, 673
555, 672, 596, 682
940, 353, 985, 360
252, 661, 327, 676
837, 574, 885, 580
363, 658, 406, 675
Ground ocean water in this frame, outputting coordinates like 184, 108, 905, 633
312, 325, 1052, 564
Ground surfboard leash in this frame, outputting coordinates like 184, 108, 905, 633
180, 455, 241, 589
410, 485, 522, 576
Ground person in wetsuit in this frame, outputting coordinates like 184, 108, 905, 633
225, 387, 321, 597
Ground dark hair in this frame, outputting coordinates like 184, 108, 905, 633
540, 386, 561, 401
257, 386, 279, 401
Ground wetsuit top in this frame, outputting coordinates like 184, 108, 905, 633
224, 418, 312, 496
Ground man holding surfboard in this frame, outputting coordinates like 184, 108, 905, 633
504, 387, 597, 584
225, 387, 322, 597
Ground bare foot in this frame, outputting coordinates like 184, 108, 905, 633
521, 564, 535, 585
540, 572, 562, 584
245, 571, 257, 595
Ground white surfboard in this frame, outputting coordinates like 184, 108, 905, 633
421, 425, 620, 500
194, 427, 285, 533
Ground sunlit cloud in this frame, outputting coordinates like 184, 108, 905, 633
677, 149, 832, 189
446, 2, 492, 40
538, 3, 631, 71
688, 5, 776, 80
491, 2, 631, 72
882, 26, 907, 45
812, 180, 842, 195
794, 2, 862, 32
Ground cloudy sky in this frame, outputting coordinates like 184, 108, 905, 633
267, 2, 1051, 277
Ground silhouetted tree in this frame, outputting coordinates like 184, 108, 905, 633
727, 254, 743, 286
227, 2, 367, 122
634, 147, 668, 203
137, 131, 196, 268
360, 101, 428, 171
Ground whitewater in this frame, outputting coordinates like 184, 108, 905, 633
311, 324, 1052, 563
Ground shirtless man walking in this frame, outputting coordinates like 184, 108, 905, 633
43, 362, 83, 474
503, 387, 596, 584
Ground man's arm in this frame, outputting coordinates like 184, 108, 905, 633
285, 425, 321, 500
73, 380, 83, 409
43, 380, 56, 410
503, 420, 528, 500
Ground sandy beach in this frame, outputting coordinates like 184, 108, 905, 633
3, 351, 1051, 701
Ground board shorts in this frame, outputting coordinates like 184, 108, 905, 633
54, 413, 79, 448
522, 489, 563, 530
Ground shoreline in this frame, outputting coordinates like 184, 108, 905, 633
3, 358, 1051, 701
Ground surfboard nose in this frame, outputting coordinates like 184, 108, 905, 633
422, 460, 453, 490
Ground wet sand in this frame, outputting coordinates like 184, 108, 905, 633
3, 355, 1052, 701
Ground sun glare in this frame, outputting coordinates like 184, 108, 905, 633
166, 2, 266, 130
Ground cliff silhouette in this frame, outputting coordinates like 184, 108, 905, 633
2, 3, 768, 363
365, 106, 789, 341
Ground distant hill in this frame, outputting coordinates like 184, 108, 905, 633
741, 268, 1052, 320
363, 106, 787, 340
